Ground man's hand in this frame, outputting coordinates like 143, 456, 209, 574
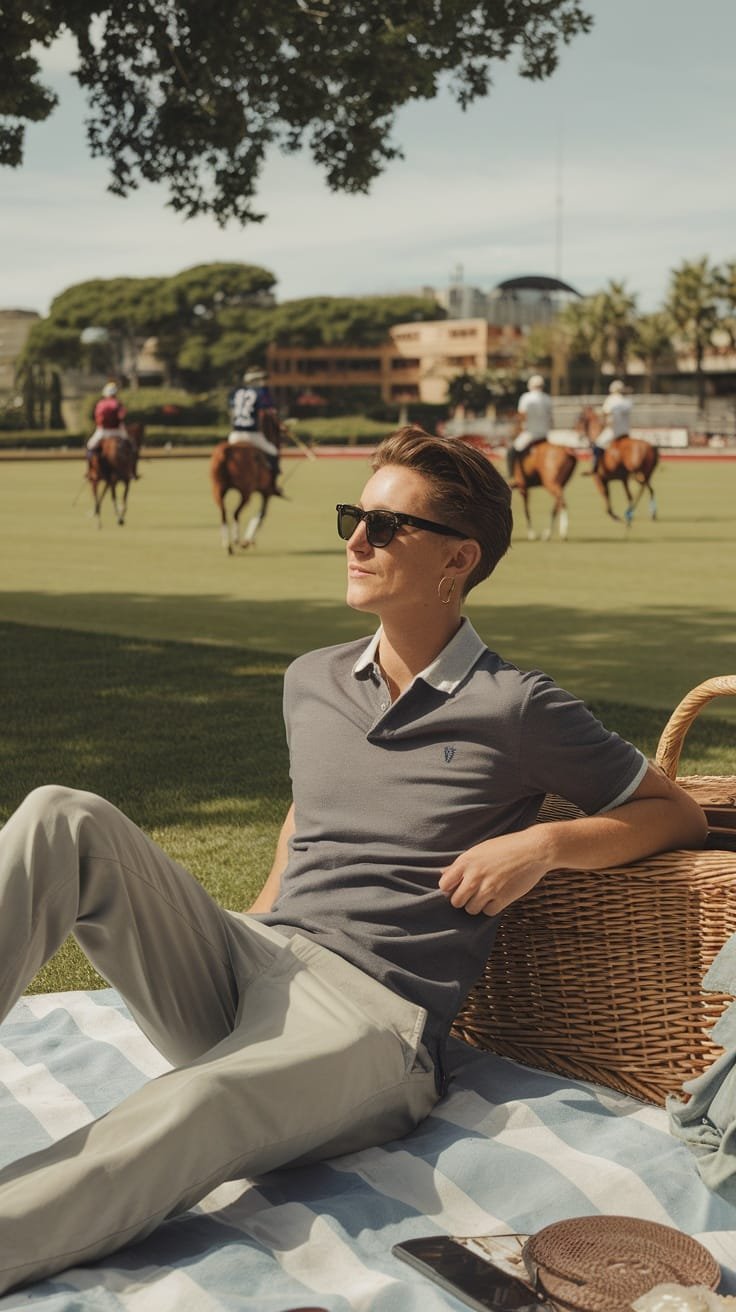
438, 764, 707, 920
439, 828, 549, 917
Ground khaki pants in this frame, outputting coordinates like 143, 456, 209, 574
0, 786, 438, 1293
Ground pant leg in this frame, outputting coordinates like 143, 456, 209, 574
0, 931, 438, 1294
0, 785, 274, 1063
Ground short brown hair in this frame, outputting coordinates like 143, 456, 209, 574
372, 426, 513, 594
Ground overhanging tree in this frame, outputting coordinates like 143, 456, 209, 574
2, 1, 592, 223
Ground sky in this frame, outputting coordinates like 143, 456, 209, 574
1, 0, 734, 319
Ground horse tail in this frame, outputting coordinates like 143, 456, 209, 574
209, 442, 231, 502
127, 421, 144, 452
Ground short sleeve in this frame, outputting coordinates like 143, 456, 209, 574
518, 394, 529, 415
519, 673, 648, 815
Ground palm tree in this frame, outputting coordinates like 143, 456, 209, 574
598, 280, 638, 377
632, 312, 674, 393
717, 259, 736, 348
664, 257, 721, 409
559, 294, 609, 392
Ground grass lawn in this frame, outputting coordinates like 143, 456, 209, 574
0, 452, 734, 990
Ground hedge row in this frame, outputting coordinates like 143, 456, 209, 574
0, 416, 400, 452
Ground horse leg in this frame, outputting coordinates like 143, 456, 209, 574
629, 477, 655, 522
558, 497, 569, 540
92, 480, 108, 528
625, 479, 645, 525
594, 472, 620, 523
241, 493, 268, 548
621, 476, 636, 526
543, 486, 569, 541
211, 479, 233, 552
232, 493, 249, 548
117, 480, 130, 526
519, 488, 537, 541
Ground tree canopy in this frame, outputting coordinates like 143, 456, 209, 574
2, 1, 592, 222
22, 262, 443, 389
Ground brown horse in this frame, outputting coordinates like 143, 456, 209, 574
87, 422, 143, 527
576, 406, 659, 524
210, 411, 283, 552
509, 440, 577, 541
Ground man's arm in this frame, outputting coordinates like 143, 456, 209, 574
247, 802, 295, 913
438, 764, 707, 918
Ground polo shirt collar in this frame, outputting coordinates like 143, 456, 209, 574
351, 617, 486, 694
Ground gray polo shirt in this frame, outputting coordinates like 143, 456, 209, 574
255, 619, 647, 1074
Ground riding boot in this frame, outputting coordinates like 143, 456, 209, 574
269, 455, 284, 496
506, 449, 517, 484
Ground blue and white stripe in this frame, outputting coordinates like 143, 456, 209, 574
1, 990, 735, 1310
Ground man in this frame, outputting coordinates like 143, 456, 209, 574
0, 428, 705, 1294
591, 379, 633, 474
227, 365, 283, 490
507, 374, 553, 483
86, 382, 139, 479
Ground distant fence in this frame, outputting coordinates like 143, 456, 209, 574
443, 392, 736, 447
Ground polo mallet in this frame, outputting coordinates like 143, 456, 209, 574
71, 474, 89, 507
279, 423, 318, 489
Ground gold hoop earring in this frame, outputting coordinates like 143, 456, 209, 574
437, 576, 456, 605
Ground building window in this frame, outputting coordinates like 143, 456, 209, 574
333, 358, 381, 372
391, 357, 420, 369
296, 358, 330, 373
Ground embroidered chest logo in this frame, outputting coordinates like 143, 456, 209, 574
443, 746, 456, 763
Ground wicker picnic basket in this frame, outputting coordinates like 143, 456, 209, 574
452, 676, 736, 1106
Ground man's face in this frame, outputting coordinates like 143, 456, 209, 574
344, 464, 458, 619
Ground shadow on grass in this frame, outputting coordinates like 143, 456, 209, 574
2, 591, 735, 835
0, 622, 292, 829
3, 608, 734, 995
1, 588, 734, 714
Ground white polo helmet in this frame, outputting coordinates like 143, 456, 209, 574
527, 374, 545, 390
609, 379, 625, 394
102, 382, 118, 397
243, 366, 267, 385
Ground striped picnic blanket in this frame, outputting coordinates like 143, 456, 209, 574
2, 989, 736, 1310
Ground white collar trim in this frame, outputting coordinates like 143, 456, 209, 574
351, 617, 486, 694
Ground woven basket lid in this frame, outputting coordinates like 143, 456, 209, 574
523, 1217, 720, 1312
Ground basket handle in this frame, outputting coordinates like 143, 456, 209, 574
655, 675, 736, 779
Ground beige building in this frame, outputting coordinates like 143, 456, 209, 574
0, 309, 40, 392
266, 318, 523, 406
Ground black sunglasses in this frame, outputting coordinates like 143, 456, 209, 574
336, 503, 467, 549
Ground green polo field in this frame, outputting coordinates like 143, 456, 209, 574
1, 451, 734, 990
